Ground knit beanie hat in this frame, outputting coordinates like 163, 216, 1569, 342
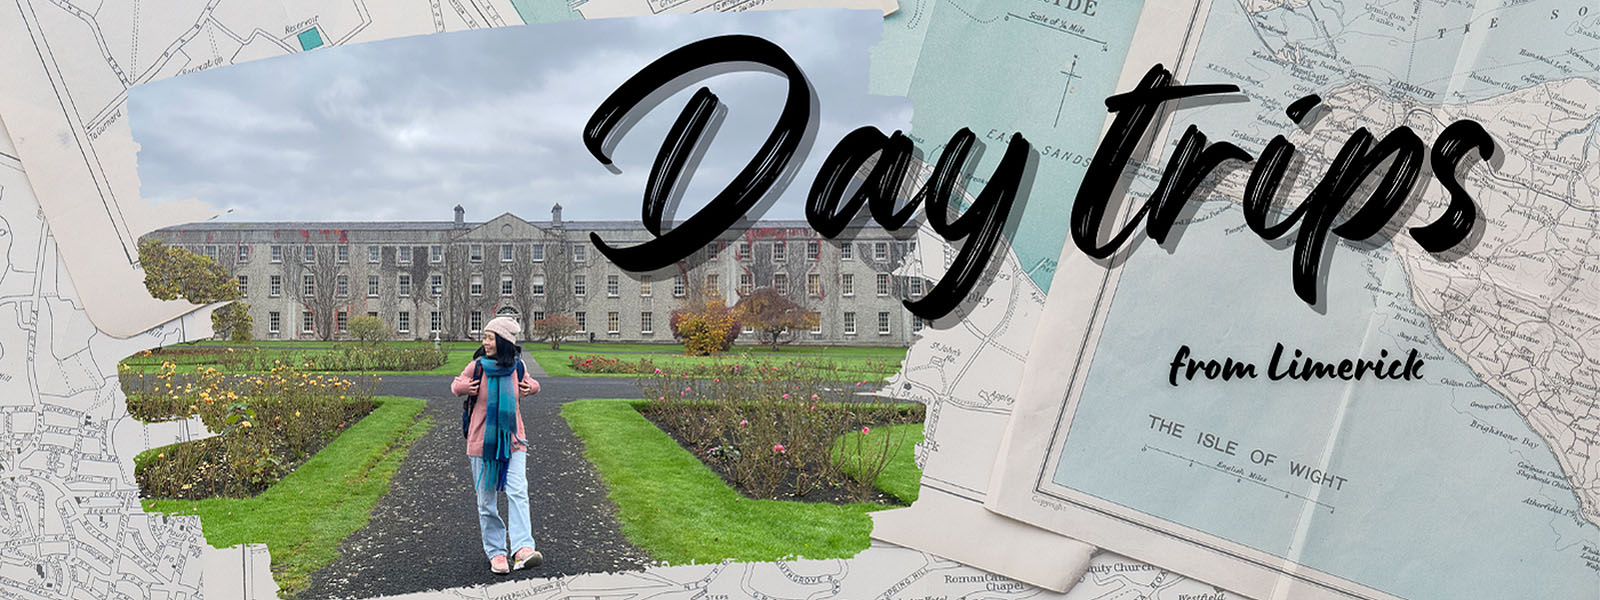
484, 316, 521, 345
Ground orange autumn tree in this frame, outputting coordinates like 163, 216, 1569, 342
734, 287, 819, 351
670, 289, 741, 356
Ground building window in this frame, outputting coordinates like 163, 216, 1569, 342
807, 241, 819, 261
470, 245, 483, 262
606, 275, 619, 297
337, 310, 349, 334
301, 311, 314, 334
874, 242, 888, 261
398, 274, 412, 297
575, 311, 587, 333
607, 311, 620, 335
269, 312, 281, 334
337, 245, 349, 264
573, 244, 587, 263
269, 275, 282, 298
431, 245, 443, 263
842, 273, 854, 297
640, 277, 652, 297
501, 275, 514, 296
501, 244, 514, 262
810, 312, 822, 335
742, 325, 754, 334
367, 311, 378, 319
202, 245, 217, 261
707, 241, 722, 260
878, 311, 891, 335
398, 311, 411, 334
238, 245, 251, 262
574, 274, 586, 297
641, 312, 653, 334
706, 273, 719, 296
236, 275, 248, 297
738, 272, 752, 295
271, 245, 283, 263
844, 312, 857, 335
773, 241, 786, 263
738, 241, 751, 261
431, 274, 443, 297
531, 275, 545, 296
336, 275, 348, 297
531, 243, 544, 262
840, 243, 852, 260
912, 316, 924, 333
673, 275, 685, 297
299, 246, 313, 263
399, 246, 412, 265
807, 273, 821, 297
302, 274, 315, 297
470, 274, 483, 296
368, 246, 381, 264
430, 311, 441, 333
773, 272, 787, 293
470, 311, 483, 333
910, 278, 924, 297
877, 273, 891, 297
533, 310, 545, 323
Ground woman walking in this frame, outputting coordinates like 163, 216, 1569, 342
450, 316, 544, 574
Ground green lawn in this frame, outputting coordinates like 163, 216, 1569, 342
140, 396, 430, 599
560, 399, 923, 564
528, 342, 907, 380
832, 423, 924, 504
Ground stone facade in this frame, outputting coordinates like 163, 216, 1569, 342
147, 206, 927, 346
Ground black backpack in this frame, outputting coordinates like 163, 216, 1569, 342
461, 359, 526, 438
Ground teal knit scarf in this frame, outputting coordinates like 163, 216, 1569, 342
477, 357, 522, 491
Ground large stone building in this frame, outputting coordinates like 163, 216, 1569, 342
147, 205, 926, 346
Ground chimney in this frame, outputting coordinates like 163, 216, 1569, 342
453, 205, 465, 228
551, 203, 563, 228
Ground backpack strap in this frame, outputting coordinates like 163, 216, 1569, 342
462, 360, 484, 439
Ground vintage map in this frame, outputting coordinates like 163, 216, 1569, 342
988, 1, 1600, 598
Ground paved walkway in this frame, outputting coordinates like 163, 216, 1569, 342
300, 374, 650, 599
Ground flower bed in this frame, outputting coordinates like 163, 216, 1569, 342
635, 370, 923, 503
128, 363, 377, 499
569, 354, 658, 374
123, 344, 448, 373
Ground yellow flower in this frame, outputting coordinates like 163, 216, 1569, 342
240, 421, 251, 428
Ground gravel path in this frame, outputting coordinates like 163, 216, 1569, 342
300, 374, 652, 599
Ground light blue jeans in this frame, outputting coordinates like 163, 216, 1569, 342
470, 451, 536, 559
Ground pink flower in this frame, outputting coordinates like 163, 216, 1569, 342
773, 444, 786, 453
658, 396, 665, 401
862, 426, 871, 435
713, 378, 720, 383
654, 368, 662, 374
855, 381, 863, 386
781, 393, 789, 399
739, 419, 748, 427
811, 394, 819, 400
809, 404, 816, 411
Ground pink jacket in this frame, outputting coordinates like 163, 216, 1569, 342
451, 360, 540, 456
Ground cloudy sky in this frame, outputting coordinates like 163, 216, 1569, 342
128, 11, 909, 225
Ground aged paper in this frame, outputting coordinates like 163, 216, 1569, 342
986, 0, 1600, 598
869, 0, 1205, 592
